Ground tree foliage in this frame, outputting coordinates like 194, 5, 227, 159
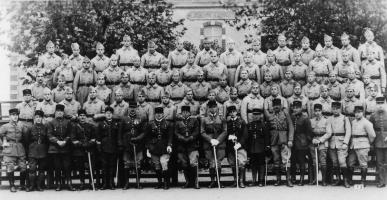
7, 0, 186, 66
225, 0, 387, 51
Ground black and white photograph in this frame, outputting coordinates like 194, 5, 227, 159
0, 0, 386, 199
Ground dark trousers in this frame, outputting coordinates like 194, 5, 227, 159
376, 148, 387, 185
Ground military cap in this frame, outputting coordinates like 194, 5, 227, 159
110, 54, 118, 60
294, 48, 302, 55
266, 49, 274, 56
301, 36, 309, 43
364, 28, 374, 37
197, 69, 204, 75
89, 86, 97, 93
147, 40, 157, 47
324, 34, 332, 41
278, 34, 286, 40
207, 100, 218, 108
314, 103, 323, 110
252, 108, 263, 115
123, 34, 131, 40
181, 105, 191, 113
83, 56, 91, 63
65, 87, 73, 93
227, 105, 237, 114
46, 40, 55, 48
78, 109, 87, 115
138, 90, 146, 97
354, 106, 364, 112
376, 96, 385, 104
293, 100, 302, 108
34, 110, 44, 117
23, 89, 32, 96
315, 43, 323, 51
105, 106, 114, 113
55, 104, 65, 111
71, 43, 80, 49
332, 102, 341, 108
155, 107, 164, 114
9, 108, 19, 115
226, 38, 235, 44
115, 88, 123, 95
272, 98, 282, 106
341, 32, 349, 39
96, 42, 104, 49
252, 37, 261, 44
43, 87, 52, 95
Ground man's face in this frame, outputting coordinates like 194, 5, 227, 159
267, 54, 275, 63
111, 58, 118, 66
148, 76, 156, 84
230, 91, 237, 100
294, 54, 301, 62
97, 77, 105, 85
182, 110, 190, 119
252, 85, 259, 94
293, 106, 302, 114
10, 114, 18, 122
186, 91, 193, 100
264, 73, 272, 82
321, 88, 328, 97
243, 54, 252, 63
96, 47, 104, 55
307, 74, 315, 83
197, 74, 204, 81
314, 108, 322, 118
252, 43, 261, 51
55, 110, 64, 118
219, 78, 227, 87
115, 93, 123, 102
367, 52, 375, 61
123, 38, 131, 47
241, 71, 248, 80
227, 42, 235, 51
346, 89, 354, 98
72, 47, 80, 56
155, 113, 163, 120
370, 88, 377, 97
210, 54, 218, 63
89, 90, 97, 99
161, 62, 168, 70
342, 53, 349, 62
230, 110, 237, 118
176, 42, 184, 50
316, 49, 323, 57
365, 33, 374, 42
105, 111, 113, 120
24, 94, 32, 102
162, 96, 170, 104
44, 91, 51, 101
172, 74, 180, 82
209, 106, 218, 115
58, 79, 65, 87
37, 74, 44, 83
203, 41, 211, 50
347, 71, 355, 80
363, 76, 370, 84
294, 86, 301, 95
332, 107, 341, 115
341, 38, 350, 46
47, 44, 55, 54
148, 45, 156, 54
34, 115, 42, 124
302, 41, 309, 49
208, 93, 215, 101
285, 72, 292, 80
355, 110, 363, 119
324, 39, 332, 47
138, 94, 145, 103
133, 59, 141, 67
329, 74, 337, 83
278, 38, 286, 47
121, 75, 129, 84
83, 60, 91, 69
65, 91, 73, 100
62, 57, 69, 65
79, 114, 87, 123
271, 87, 279, 96
187, 55, 195, 64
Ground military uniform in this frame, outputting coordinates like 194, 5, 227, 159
311, 97, 334, 117
280, 79, 296, 98
91, 55, 110, 73
37, 52, 62, 89
112, 82, 135, 103
176, 98, 200, 118
116, 46, 139, 71
137, 102, 154, 122
300, 48, 315, 66
142, 84, 164, 108
365, 96, 377, 119
328, 80, 344, 101
203, 62, 228, 89
260, 81, 279, 99
359, 41, 385, 66
323, 42, 340, 66
168, 49, 188, 71
30, 82, 47, 101
334, 61, 359, 83
213, 85, 230, 104
52, 85, 68, 103
155, 68, 172, 87
241, 93, 265, 124
251, 50, 267, 68
165, 82, 190, 105
180, 64, 201, 87
309, 56, 333, 84
361, 59, 386, 95
235, 63, 261, 84
83, 97, 105, 126
140, 51, 164, 73
69, 54, 84, 72
339, 45, 361, 67
273, 46, 294, 70
261, 62, 284, 83
191, 80, 211, 104
111, 100, 129, 118
199, 100, 224, 119
341, 96, 364, 120
102, 66, 124, 90
235, 79, 252, 100
264, 95, 289, 118
53, 65, 75, 88
16, 100, 37, 129
36, 100, 56, 124
95, 84, 112, 105
127, 66, 148, 100
219, 49, 243, 86
60, 98, 81, 119
302, 81, 320, 101
195, 49, 213, 67
288, 61, 308, 86
73, 68, 98, 106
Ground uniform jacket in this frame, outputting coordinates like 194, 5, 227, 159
370, 107, 387, 148
174, 116, 200, 152
326, 114, 351, 149
96, 119, 120, 153
71, 121, 96, 156
201, 114, 227, 150
292, 113, 313, 150
245, 120, 270, 154
226, 117, 246, 153
119, 116, 147, 153
24, 123, 49, 158
146, 119, 173, 156
350, 117, 376, 149
47, 118, 72, 154
0, 121, 26, 157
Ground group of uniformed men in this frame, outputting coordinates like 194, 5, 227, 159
1, 28, 387, 192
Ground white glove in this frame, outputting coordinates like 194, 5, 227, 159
228, 135, 237, 141
146, 149, 151, 158
167, 146, 172, 153
57, 141, 62, 146
210, 139, 219, 146
234, 142, 241, 150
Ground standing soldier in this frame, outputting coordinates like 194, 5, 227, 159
47, 104, 75, 191
195, 37, 214, 67
334, 51, 359, 84
191, 70, 212, 104
309, 43, 333, 85
31, 72, 49, 102
273, 34, 294, 72
116, 34, 139, 71
323, 34, 340, 66
95, 74, 112, 105
220, 38, 243, 86
280, 70, 296, 99
267, 99, 294, 187
235, 70, 253, 100
201, 101, 227, 188
73, 56, 98, 106
91, 42, 110, 73
69, 43, 84, 72
361, 50, 386, 95
180, 51, 201, 87
358, 28, 385, 67
369, 97, 387, 188
36, 88, 56, 124
176, 89, 200, 119
71, 109, 96, 190
142, 72, 164, 108
165, 71, 190, 105
110, 89, 129, 118
96, 107, 120, 190
327, 72, 344, 101
235, 51, 261, 84
174, 106, 200, 189
213, 75, 231, 104
16, 89, 37, 129
226, 106, 248, 188
223, 87, 242, 120
155, 58, 173, 88
288, 49, 308, 86
241, 82, 265, 124
310, 85, 334, 118
37, 41, 62, 89
244, 108, 270, 187
83, 87, 106, 127
364, 86, 378, 119
127, 57, 148, 100
342, 68, 365, 101
250, 38, 267, 68
53, 54, 75, 88
141, 40, 164, 73
260, 72, 280, 99
160, 92, 176, 122
341, 86, 364, 121
300, 36, 315, 66
203, 50, 228, 89
111, 72, 135, 104
327, 102, 351, 187
347, 106, 376, 187
52, 75, 69, 103
310, 104, 331, 186
0, 108, 27, 192
264, 85, 289, 119
339, 32, 361, 67
102, 54, 124, 90
168, 39, 188, 71
120, 102, 147, 189
288, 83, 309, 116
199, 90, 224, 118
24, 110, 49, 192
261, 50, 284, 83
364, 74, 378, 99
302, 72, 320, 101
146, 107, 173, 189
60, 88, 81, 119
136, 91, 154, 122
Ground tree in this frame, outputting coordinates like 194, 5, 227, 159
6, 0, 186, 66
225, 0, 387, 51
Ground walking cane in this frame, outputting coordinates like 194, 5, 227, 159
115, 158, 119, 185
234, 140, 239, 188
196, 155, 199, 187
213, 146, 221, 189
265, 159, 268, 186
87, 152, 95, 191
133, 144, 140, 188
315, 146, 319, 186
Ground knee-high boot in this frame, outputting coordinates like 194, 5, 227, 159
208, 168, 216, 188
123, 169, 130, 190
239, 167, 246, 188
36, 171, 45, 191
66, 171, 75, 191
19, 171, 27, 191
163, 170, 170, 190
331, 167, 341, 186
361, 168, 367, 187
27, 172, 36, 192
298, 166, 305, 186
258, 165, 265, 187
274, 167, 281, 186
321, 166, 327, 186
182, 167, 190, 188
55, 170, 62, 191
191, 166, 200, 189
155, 170, 163, 189
7, 172, 16, 192
249, 167, 258, 187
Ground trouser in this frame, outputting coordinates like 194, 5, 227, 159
28, 157, 48, 186
348, 148, 370, 169
249, 152, 265, 182
204, 148, 226, 169
123, 150, 143, 169
376, 148, 387, 185
294, 149, 309, 171
309, 146, 328, 167
51, 153, 72, 187
101, 152, 118, 185
227, 149, 248, 168
177, 150, 199, 168
329, 148, 348, 168
271, 144, 291, 168
151, 154, 170, 171
4, 156, 27, 188
72, 155, 87, 183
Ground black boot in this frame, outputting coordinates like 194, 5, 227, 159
230, 168, 237, 187
66, 171, 75, 191
163, 170, 170, 190
258, 166, 265, 187
274, 167, 281, 186
182, 168, 190, 188
20, 171, 27, 191
342, 167, 350, 188
308, 165, 316, 185
191, 166, 200, 189
100, 171, 109, 190
377, 166, 386, 188
298, 167, 305, 186
208, 168, 216, 188
95, 170, 101, 189
249, 167, 258, 187
55, 171, 62, 191
155, 170, 163, 189
7, 172, 17, 192
321, 167, 327, 186
36, 172, 45, 191
123, 169, 130, 190
78, 170, 85, 191
217, 168, 224, 188
360, 168, 367, 187
46, 170, 54, 189
331, 167, 341, 186
347, 167, 354, 186
27, 173, 36, 192
286, 169, 293, 187
239, 168, 246, 188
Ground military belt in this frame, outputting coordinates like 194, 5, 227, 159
86, 114, 94, 118
44, 114, 55, 118
120, 63, 134, 67
316, 74, 329, 77
130, 81, 146, 85
331, 96, 341, 101
344, 113, 355, 117
19, 118, 33, 122
322, 112, 333, 116
147, 99, 161, 103
194, 97, 207, 102
277, 60, 291, 66
65, 80, 73, 84
171, 64, 185, 69
365, 111, 373, 115
206, 77, 219, 82
171, 97, 184, 101
308, 96, 319, 100
106, 81, 120, 85
182, 77, 197, 82
227, 65, 239, 69
144, 65, 160, 69
238, 94, 247, 99
158, 82, 170, 87
370, 75, 381, 79
352, 135, 368, 138
332, 133, 345, 137
79, 83, 94, 87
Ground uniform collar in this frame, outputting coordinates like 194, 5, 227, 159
226, 50, 236, 55
64, 99, 75, 105
56, 86, 66, 91
170, 81, 182, 87
278, 46, 288, 51
113, 101, 125, 107
108, 66, 120, 72
46, 53, 56, 59
174, 49, 186, 55
43, 100, 54, 105
96, 55, 107, 61
146, 83, 159, 89
320, 97, 331, 103
69, 54, 82, 61
82, 68, 92, 73
248, 93, 261, 99
88, 98, 99, 104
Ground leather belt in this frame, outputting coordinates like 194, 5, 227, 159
322, 112, 333, 116
171, 64, 185, 69
193, 97, 207, 102
130, 81, 146, 85
147, 99, 161, 103
19, 118, 33, 122
144, 65, 160, 69
171, 97, 184, 101
79, 83, 94, 87
332, 133, 345, 136
227, 65, 239, 69
352, 135, 368, 138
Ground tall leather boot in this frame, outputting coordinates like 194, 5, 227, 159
321, 166, 327, 186
163, 170, 170, 190
208, 168, 216, 188
123, 169, 130, 190
342, 167, 350, 188
36, 171, 45, 191
191, 166, 200, 189
20, 171, 27, 191
298, 167, 305, 186
274, 167, 281, 186
78, 170, 85, 191
230, 168, 237, 187
217, 168, 224, 188
377, 166, 386, 188
182, 168, 190, 188
46, 170, 54, 189
100, 170, 109, 190
66, 171, 75, 191
257, 166, 265, 187
249, 167, 258, 187
239, 167, 246, 188
308, 164, 316, 185
55, 170, 62, 191
27, 172, 36, 192
360, 168, 367, 187
331, 167, 341, 186
286, 169, 294, 187
348, 167, 354, 186
7, 172, 17, 193
155, 170, 163, 189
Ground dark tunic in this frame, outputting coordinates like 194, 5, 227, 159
174, 116, 200, 153
146, 119, 173, 156
201, 115, 227, 150
47, 118, 72, 154
119, 116, 147, 153
291, 113, 313, 150
24, 123, 48, 159
96, 119, 120, 154
71, 121, 96, 156
245, 120, 270, 154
